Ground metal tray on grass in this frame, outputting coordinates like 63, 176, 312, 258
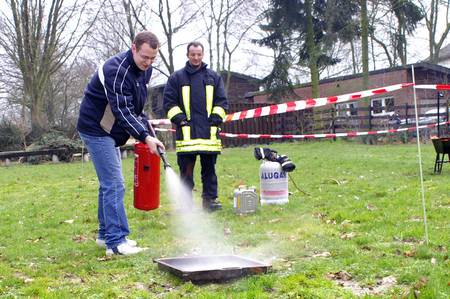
154, 255, 271, 283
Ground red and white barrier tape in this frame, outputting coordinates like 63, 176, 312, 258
155, 122, 450, 139
149, 82, 414, 125
414, 84, 450, 90
224, 83, 413, 122
219, 121, 449, 139
150, 119, 172, 125
155, 127, 175, 132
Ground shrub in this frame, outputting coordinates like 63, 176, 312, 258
31, 130, 82, 162
0, 119, 24, 151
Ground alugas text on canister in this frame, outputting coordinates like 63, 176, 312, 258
259, 160, 288, 205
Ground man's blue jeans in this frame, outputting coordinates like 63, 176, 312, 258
79, 132, 129, 248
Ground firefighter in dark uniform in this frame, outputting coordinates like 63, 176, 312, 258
163, 41, 228, 211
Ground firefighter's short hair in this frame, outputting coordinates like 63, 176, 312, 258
187, 41, 204, 53
134, 31, 160, 50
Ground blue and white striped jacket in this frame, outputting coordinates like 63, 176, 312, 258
77, 50, 152, 146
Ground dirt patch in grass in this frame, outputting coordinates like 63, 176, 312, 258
326, 271, 399, 297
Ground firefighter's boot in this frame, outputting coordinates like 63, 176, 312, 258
202, 198, 222, 212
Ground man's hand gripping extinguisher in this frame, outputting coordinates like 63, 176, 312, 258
133, 123, 171, 211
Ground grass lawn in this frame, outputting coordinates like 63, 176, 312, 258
0, 140, 449, 298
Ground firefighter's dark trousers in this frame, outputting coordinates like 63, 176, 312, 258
177, 153, 218, 200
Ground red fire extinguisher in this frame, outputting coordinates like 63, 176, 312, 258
133, 142, 160, 211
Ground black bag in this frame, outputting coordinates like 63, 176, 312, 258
254, 147, 296, 172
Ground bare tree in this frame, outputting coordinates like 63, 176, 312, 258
208, 0, 227, 72
45, 58, 96, 135
368, 0, 423, 67
0, 49, 26, 119
197, 0, 264, 91
86, 0, 149, 62
369, 6, 395, 67
194, 1, 215, 68
361, 0, 369, 88
222, 0, 264, 91
0, 0, 101, 138
418, 0, 450, 63
150, 0, 201, 76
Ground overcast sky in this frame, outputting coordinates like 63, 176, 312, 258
0, 1, 448, 86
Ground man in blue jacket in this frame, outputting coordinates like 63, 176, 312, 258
77, 31, 164, 255
163, 41, 228, 212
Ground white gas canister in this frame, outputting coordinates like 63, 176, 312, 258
259, 161, 288, 205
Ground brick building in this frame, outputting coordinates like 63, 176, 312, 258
148, 63, 450, 146
244, 62, 450, 132
250, 62, 449, 111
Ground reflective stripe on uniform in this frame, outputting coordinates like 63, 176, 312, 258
176, 138, 222, 153
182, 86, 191, 120
210, 126, 217, 141
176, 145, 222, 153
205, 85, 214, 117
176, 138, 221, 147
212, 106, 226, 120
182, 126, 191, 141
167, 106, 184, 120
176, 83, 223, 153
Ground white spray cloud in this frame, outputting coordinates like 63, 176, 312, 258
164, 167, 233, 256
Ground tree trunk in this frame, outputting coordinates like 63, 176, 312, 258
350, 40, 356, 74
23, 64, 50, 137
29, 92, 47, 138
428, 0, 438, 63
397, 23, 407, 65
360, 0, 369, 89
305, 0, 319, 98
208, 28, 214, 70
422, 0, 450, 64
225, 52, 232, 94
371, 37, 376, 70
3, 0, 98, 139
122, 0, 135, 41
215, 24, 221, 72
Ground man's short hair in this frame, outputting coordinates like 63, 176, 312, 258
187, 41, 204, 53
134, 31, 159, 50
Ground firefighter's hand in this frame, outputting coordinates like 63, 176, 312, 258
179, 120, 190, 127
144, 136, 165, 154
209, 114, 223, 126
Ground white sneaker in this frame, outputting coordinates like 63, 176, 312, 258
96, 238, 137, 248
105, 242, 147, 256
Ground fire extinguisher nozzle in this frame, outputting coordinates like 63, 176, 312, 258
161, 155, 171, 169
157, 147, 171, 169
